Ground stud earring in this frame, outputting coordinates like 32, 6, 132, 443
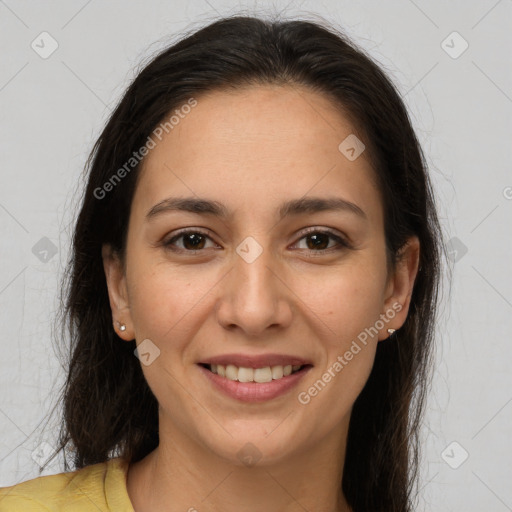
116, 321, 126, 332
387, 328, 396, 335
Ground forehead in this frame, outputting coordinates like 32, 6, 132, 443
134, 85, 383, 225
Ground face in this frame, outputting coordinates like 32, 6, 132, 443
103, 85, 419, 466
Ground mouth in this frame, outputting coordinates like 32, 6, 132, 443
198, 362, 312, 383
197, 357, 313, 402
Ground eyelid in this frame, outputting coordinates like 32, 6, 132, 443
162, 226, 351, 254
291, 226, 352, 250
162, 227, 218, 251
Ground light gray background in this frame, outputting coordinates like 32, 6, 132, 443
0, 1, 511, 510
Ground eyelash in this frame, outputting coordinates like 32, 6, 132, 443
162, 227, 351, 255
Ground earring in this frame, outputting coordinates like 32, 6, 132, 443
116, 321, 126, 332
387, 328, 396, 335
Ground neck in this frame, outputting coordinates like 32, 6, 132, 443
127, 416, 352, 512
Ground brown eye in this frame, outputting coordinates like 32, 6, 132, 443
180, 232, 206, 250
305, 232, 330, 250
164, 230, 217, 252
294, 229, 350, 253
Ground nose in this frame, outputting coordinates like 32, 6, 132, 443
215, 244, 293, 337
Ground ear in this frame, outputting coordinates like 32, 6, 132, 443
378, 236, 420, 341
102, 244, 134, 341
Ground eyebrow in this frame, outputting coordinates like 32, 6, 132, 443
146, 196, 367, 221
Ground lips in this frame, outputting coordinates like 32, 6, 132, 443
199, 353, 312, 369
196, 353, 313, 402
197, 362, 312, 402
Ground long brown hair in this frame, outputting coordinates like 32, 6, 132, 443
44, 14, 448, 511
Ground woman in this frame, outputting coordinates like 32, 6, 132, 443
0, 14, 447, 512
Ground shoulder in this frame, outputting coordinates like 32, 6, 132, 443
0, 457, 133, 512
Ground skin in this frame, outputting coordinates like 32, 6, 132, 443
103, 84, 420, 512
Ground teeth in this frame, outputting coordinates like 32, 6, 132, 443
207, 363, 304, 382
254, 367, 273, 383
238, 367, 254, 382
271, 365, 283, 379
225, 364, 238, 380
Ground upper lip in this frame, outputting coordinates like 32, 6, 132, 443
199, 353, 312, 368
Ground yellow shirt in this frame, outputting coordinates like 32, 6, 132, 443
0, 457, 134, 511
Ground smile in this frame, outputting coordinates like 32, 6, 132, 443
201, 363, 307, 383
197, 362, 313, 402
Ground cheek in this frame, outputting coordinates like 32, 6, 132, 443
290, 259, 385, 408
128, 268, 196, 339
295, 273, 382, 433
293, 261, 386, 344
126, 259, 226, 359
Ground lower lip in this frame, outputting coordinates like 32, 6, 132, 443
197, 364, 312, 403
